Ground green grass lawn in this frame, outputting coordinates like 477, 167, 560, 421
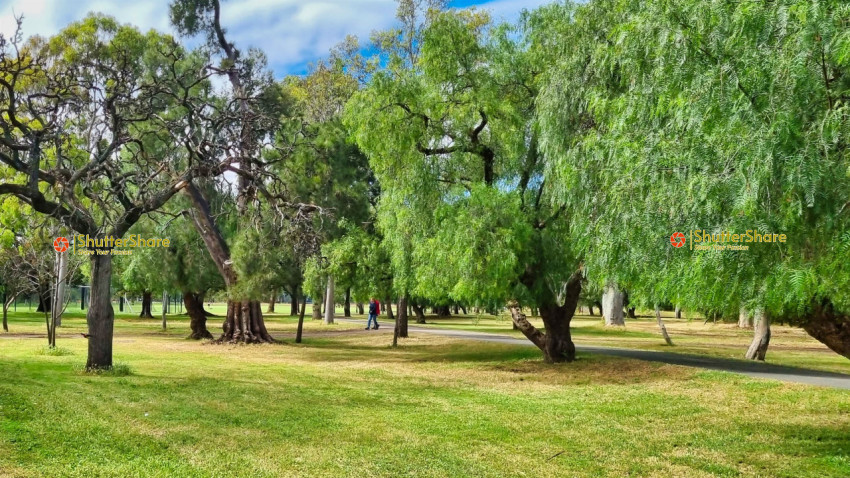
411, 312, 850, 375
1, 308, 849, 477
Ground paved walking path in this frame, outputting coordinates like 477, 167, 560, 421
340, 318, 850, 390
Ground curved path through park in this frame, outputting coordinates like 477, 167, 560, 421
339, 318, 850, 390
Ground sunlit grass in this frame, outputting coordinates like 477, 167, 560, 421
0, 316, 848, 477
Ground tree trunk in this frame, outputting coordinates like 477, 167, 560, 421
161, 290, 168, 330
738, 307, 752, 328
436, 305, 450, 317
2, 291, 9, 332
602, 284, 625, 326
460, 305, 467, 315
184, 291, 213, 340
385, 297, 395, 321
745, 308, 770, 361
452, 304, 459, 315
184, 183, 274, 343
675, 306, 681, 319
140, 291, 154, 318
290, 293, 299, 316
55, 250, 67, 327
588, 304, 595, 316
655, 305, 674, 346
312, 299, 322, 320
267, 294, 276, 313
36, 287, 51, 313
296, 290, 306, 344
508, 272, 582, 363
356, 302, 364, 315
412, 304, 426, 324
344, 287, 351, 317
800, 301, 850, 359
397, 295, 409, 338
324, 275, 335, 324
86, 253, 115, 371
626, 307, 637, 319
118, 296, 124, 312
220, 300, 275, 343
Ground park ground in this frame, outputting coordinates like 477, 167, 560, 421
0, 304, 849, 477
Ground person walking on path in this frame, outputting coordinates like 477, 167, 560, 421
366, 297, 380, 330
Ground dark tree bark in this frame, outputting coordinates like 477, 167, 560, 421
460, 305, 467, 314
140, 291, 154, 318
675, 306, 682, 319
86, 254, 115, 370
397, 295, 409, 338
344, 287, 351, 317
2, 291, 9, 332
588, 304, 595, 316
184, 291, 213, 340
385, 297, 395, 321
745, 308, 770, 361
452, 304, 459, 315
119, 296, 124, 312
412, 304, 426, 324
509, 272, 582, 363
36, 287, 51, 313
356, 302, 364, 315
296, 290, 307, 343
290, 293, 299, 316
626, 307, 637, 319
266, 294, 276, 313
435, 305, 451, 317
799, 301, 850, 359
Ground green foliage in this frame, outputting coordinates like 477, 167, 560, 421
345, 7, 582, 310
538, 0, 850, 320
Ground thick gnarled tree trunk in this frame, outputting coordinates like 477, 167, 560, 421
86, 254, 115, 370
509, 272, 582, 363
800, 301, 850, 359
221, 300, 274, 343
184, 183, 274, 343
184, 291, 213, 340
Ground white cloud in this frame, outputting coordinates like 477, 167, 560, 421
0, 0, 549, 76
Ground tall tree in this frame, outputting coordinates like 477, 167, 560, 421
538, 0, 850, 359
346, 7, 585, 362
0, 16, 219, 368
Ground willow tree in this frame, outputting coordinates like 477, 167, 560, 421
346, 7, 584, 362
0, 16, 215, 369
539, 0, 850, 359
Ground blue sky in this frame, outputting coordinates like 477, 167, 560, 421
0, 0, 550, 77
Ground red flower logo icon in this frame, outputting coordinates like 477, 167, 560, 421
670, 232, 686, 248
53, 237, 69, 253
